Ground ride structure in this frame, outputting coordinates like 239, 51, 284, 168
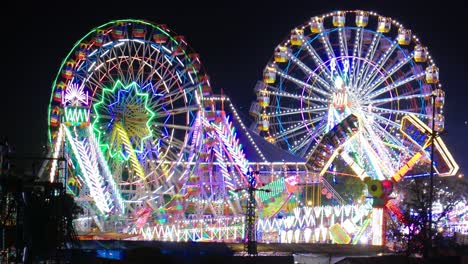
249, 10, 459, 245
40, 11, 461, 247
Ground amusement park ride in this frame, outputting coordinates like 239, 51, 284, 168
39, 11, 461, 252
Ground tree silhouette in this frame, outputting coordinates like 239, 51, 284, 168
387, 176, 468, 256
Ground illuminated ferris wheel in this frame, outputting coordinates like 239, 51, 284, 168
250, 10, 446, 180
47, 19, 209, 220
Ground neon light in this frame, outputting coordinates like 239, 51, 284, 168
400, 114, 459, 176
112, 123, 146, 179
371, 207, 383, 245
88, 126, 124, 213
340, 151, 369, 180
93, 80, 156, 160
392, 152, 423, 182
64, 126, 112, 214
64, 107, 90, 125
62, 82, 88, 106
49, 125, 64, 182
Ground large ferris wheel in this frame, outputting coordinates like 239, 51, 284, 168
46, 19, 215, 223
41, 12, 460, 243
250, 10, 452, 181
45, 19, 256, 235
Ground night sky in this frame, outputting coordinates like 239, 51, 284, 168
7, 0, 467, 175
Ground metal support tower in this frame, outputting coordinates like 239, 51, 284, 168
237, 170, 270, 256
426, 92, 437, 258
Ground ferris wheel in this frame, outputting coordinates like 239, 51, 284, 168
47, 19, 209, 221
250, 10, 446, 180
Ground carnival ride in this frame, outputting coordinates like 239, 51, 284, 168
41, 11, 461, 246
248, 10, 461, 245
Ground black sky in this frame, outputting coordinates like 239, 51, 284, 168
7, 0, 467, 174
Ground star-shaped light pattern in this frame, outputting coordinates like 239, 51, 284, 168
63, 82, 88, 106
93, 81, 156, 161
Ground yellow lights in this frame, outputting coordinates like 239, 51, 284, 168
263, 65, 276, 84
113, 123, 146, 179
400, 114, 459, 177
377, 16, 391, 33
333, 11, 346, 27
434, 136, 460, 177
392, 152, 423, 182
355, 11, 369, 27
310, 17, 323, 33
397, 28, 412, 45
257, 93, 270, 107
414, 45, 428, 63
426, 65, 439, 84
329, 223, 351, 244
274, 46, 289, 63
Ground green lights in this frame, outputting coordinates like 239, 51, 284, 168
64, 107, 90, 126
93, 80, 156, 160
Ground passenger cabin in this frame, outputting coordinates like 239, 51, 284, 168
257, 92, 270, 107
94, 30, 107, 47
310, 17, 324, 33
258, 118, 270, 131
434, 89, 445, 107
333, 12, 346, 27
414, 45, 428, 63
202, 85, 212, 97
50, 106, 61, 127
132, 24, 146, 38
263, 66, 276, 84
188, 53, 201, 73
249, 102, 261, 118
153, 33, 168, 44
75, 43, 88, 61
111, 23, 126, 39
355, 11, 369, 27
173, 36, 187, 56
397, 28, 411, 45
53, 82, 67, 103
61, 60, 76, 80
290, 29, 304, 46
435, 114, 445, 132
274, 46, 289, 63
425, 65, 439, 84
377, 17, 391, 33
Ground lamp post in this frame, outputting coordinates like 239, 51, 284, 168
426, 92, 437, 258
235, 170, 270, 256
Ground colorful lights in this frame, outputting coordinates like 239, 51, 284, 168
93, 81, 156, 161
49, 125, 64, 182
41, 14, 463, 248
62, 82, 88, 106
64, 107, 90, 126
64, 126, 113, 214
